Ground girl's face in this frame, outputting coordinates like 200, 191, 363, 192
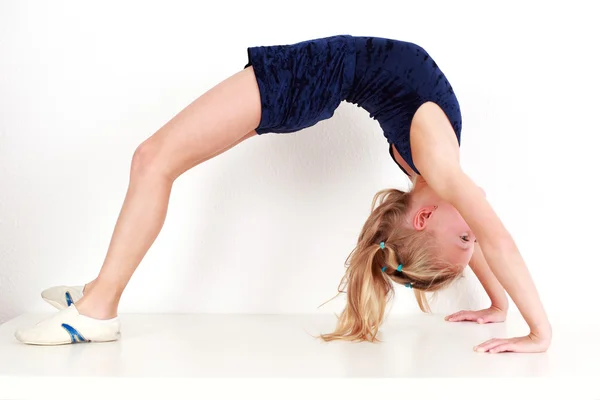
427, 201, 476, 268
412, 200, 476, 269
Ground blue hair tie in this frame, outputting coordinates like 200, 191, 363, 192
379, 243, 404, 277
382, 264, 403, 274
404, 283, 413, 289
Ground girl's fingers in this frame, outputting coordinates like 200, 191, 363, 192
446, 311, 476, 322
445, 311, 462, 321
474, 338, 497, 348
488, 343, 514, 353
476, 315, 494, 324
474, 338, 506, 352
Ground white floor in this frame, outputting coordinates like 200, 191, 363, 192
1, 312, 598, 397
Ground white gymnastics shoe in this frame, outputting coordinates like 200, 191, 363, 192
41, 285, 84, 310
15, 305, 120, 345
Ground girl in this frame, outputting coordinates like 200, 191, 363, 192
15, 35, 551, 353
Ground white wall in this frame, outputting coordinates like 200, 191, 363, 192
1, 0, 598, 324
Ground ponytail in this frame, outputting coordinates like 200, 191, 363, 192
320, 243, 393, 342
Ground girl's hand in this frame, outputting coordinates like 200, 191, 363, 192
445, 305, 507, 324
473, 332, 551, 353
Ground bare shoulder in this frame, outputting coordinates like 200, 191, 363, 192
410, 101, 465, 197
411, 102, 509, 244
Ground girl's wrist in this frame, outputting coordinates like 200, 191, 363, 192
490, 298, 508, 313
530, 322, 553, 340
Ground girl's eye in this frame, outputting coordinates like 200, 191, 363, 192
460, 235, 469, 242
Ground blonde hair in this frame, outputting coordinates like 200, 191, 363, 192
320, 186, 461, 343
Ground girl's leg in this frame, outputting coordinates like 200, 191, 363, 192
76, 66, 262, 319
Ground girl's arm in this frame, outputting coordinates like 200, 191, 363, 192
411, 102, 552, 353
445, 243, 509, 323
470, 243, 509, 310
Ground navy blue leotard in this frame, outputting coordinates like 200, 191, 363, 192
244, 35, 462, 175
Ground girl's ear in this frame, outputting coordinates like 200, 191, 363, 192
413, 206, 436, 230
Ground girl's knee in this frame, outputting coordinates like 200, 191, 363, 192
130, 139, 170, 179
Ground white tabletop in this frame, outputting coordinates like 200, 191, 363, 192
1, 312, 597, 397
